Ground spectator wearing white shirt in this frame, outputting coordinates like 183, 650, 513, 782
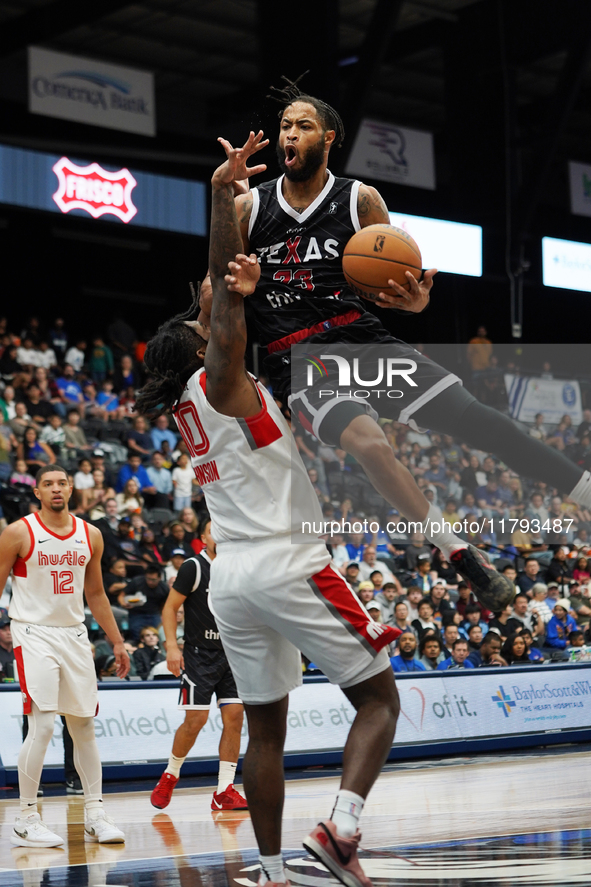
172, 453, 196, 512
16, 338, 38, 370
358, 546, 396, 584
64, 340, 86, 373
35, 341, 58, 370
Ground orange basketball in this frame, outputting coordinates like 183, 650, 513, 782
342, 224, 422, 300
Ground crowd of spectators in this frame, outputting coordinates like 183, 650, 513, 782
1, 316, 591, 682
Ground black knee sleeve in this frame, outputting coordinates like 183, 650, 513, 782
414, 384, 583, 492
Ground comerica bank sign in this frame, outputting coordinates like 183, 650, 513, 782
28, 47, 156, 137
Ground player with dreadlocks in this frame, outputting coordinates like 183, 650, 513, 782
183, 75, 512, 615
200, 73, 591, 610
138, 131, 404, 887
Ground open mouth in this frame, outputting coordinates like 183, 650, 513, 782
285, 145, 297, 167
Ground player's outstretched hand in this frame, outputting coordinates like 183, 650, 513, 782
113, 642, 131, 679
375, 267, 437, 311
167, 646, 184, 678
213, 131, 269, 188
225, 253, 260, 297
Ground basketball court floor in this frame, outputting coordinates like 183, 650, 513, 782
1, 747, 590, 886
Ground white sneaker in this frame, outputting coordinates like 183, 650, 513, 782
10, 812, 64, 848
84, 810, 125, 844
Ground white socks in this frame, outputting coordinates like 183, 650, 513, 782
569, 471, 591, 509
217, 760, 237, 794
259, 853, 286, 884
330, 789, 365, 838
423, 504, 467, 561
165, 753, 186, 779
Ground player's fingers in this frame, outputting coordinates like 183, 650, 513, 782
244, 163, 267, 177
249, 253, 258, 263
384, 279, 412, 299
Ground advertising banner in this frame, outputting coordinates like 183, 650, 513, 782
345, 119, 435, 189
542, 235, 591, 293
0, 143, 206, 236
504, 373, 583, 425
28, 47, 156, 136
2, 666, 591, 770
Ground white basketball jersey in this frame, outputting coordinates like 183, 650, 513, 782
9, 512, 91, 626
173, 369, 324, 544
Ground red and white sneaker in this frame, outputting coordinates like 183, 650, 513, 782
151, 772, 179, 809
211, 785, 248, 810
303, 820, 372, 887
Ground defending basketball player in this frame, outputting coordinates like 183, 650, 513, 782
0, 465, 129, 848
151, 515, 247, 812
136, 134, 403, 887
209, 76, 591, 595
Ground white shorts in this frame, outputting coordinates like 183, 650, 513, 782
12, 621, 98, 718
209, 537, 392, 704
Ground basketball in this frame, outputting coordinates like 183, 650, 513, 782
342, 223, 423, 300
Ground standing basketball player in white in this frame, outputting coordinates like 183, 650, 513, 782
135, 134, 402, 887
0, 465, 130, 848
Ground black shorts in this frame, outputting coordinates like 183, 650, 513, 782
273, 319, 460, 447
178, 644, 241, 710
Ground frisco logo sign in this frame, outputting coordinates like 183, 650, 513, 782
52, 156, 138, 223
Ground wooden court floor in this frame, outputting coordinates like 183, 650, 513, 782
1, 749, 591, 886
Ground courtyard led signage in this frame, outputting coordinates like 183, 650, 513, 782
52, 157, 138, 223
0, 143, 206, 236
542, 236, 591, 293
388, 212, 482, 277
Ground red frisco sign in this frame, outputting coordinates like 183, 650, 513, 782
52, 156, 138, 223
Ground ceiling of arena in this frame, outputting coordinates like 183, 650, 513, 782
0, 0, 590, 182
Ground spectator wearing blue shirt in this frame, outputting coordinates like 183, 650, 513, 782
423, 451, 448, 496
390, 632, 426, 673
151, 414, 178, 452
55, 365, 83, 407
97, 380, 120, 413
146, 451, 173, 508
117, 454, 156, 495
544, 600, 578, 650
437, 638, 475, 670
467, 632, 506, 667
520, 629, 544, 663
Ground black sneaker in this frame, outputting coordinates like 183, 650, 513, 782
450, 545, 515, 612
36, 787, 43, 797
66, 778, 83, 795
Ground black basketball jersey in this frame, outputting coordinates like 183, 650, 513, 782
248, 172, 368, 346
172, 554, 222, 650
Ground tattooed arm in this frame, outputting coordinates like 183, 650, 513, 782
357, 183, 436, 312
357, 184, 390, 227
205, 133, 266, 418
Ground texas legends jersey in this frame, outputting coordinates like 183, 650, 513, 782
9, 513, 92, 626
247, 172, 367, 347
173, 554, 222, 650
173, 368, 323, 544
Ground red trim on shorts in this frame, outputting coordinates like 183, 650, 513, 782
21, 518, 35, 561
311, 564, 401, 653
297, 410, 315, 435
34, 512, 76, 541
81, 518, 93, 557
14, 646, 32, 715
267, 310, 362, 355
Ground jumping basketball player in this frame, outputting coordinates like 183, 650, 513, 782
151, 515, 247, 812
0, 465, 129, 848
136, 133, 403, 887
206, 77, 591, 590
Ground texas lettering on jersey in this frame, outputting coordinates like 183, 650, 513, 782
247, 173, 366, 344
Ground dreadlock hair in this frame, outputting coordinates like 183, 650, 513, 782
135, 283, 207, 416
268, 72, 345, 148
